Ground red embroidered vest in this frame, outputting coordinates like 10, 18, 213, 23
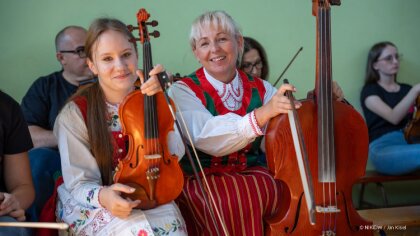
179, 68, 266, 174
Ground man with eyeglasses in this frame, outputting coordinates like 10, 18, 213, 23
20, 25, 93, 222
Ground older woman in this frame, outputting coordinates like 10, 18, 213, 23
168, 10, 346, 235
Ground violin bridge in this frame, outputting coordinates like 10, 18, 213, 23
315, 205, 340, 214
144, 154, 161, 159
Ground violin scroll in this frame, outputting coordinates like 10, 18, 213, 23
127, 9, 160, 46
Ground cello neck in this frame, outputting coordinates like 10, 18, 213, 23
314, 0, 339, 182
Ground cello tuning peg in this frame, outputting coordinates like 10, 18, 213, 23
146, 20, 158, 27
150, 31, 160, 38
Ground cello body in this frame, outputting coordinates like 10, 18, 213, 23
265, 100, 372, 235
265, 0, 372, 234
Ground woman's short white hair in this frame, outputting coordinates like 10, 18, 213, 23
189, 10, 243, 49
189, 10, 244, 65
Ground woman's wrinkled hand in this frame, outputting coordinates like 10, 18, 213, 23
332, 81, 344, 101
255, 83, 301, 127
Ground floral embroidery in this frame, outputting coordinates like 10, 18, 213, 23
152, 219, 183, 235
86, 188, 95, 203
106, 102, 122, 131
70, 209, 90, 232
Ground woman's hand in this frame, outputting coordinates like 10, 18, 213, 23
255, 83, 301, 127
0, 192, 26, 221
307, 81, 344, 101
332, 81, 344, 101
137, 64, 165, 96
98, 184, 141, 218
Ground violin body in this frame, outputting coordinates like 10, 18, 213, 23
114, 90, 184, 209
265, 99, 372, 235
113, 8, 184, 209
404, 96, 420, 144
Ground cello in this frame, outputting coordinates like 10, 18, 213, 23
113, 8, 184, 209
265, 0, 373, 235
404, 95, 420, 144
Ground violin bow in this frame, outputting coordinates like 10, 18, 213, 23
0, 222, 68, 230
273, 47, 303, 87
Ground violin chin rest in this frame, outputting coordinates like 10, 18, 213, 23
135, 199, 157, 210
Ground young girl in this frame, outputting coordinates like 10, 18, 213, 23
53, 18, 187, 236
361, 41, 420, 175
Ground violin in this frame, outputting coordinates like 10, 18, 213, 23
404, 95, 420, 144
265, 0, 372, 235
113, 8, 184, 209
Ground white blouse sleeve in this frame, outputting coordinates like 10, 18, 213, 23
168, 81, 276, 157
54, 101, 103, 208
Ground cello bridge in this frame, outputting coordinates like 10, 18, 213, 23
315, 205, 340, 214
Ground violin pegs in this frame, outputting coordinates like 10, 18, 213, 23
127, 25, 139, 32
146, 20, 158, 27
150, 31, 160, 38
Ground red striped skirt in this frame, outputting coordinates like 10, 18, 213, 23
176, 166, 284, 236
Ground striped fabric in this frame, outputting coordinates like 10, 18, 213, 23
177, 166, 283, 236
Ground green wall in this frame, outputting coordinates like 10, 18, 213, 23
1, 0, 420, 111
1, 0, 419, 207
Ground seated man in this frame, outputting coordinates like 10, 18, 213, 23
20, 25, 93, 221
0, 90, 35, 236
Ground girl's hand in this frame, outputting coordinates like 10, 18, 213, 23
0, 192, 25, 221
99, 184, 141, 218
137, 64, 165, 96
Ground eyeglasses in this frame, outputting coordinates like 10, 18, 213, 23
59, 46, 86, 58
241, 60, 263, 72
377, 53, 402, 63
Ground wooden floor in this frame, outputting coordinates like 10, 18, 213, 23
358, 206, 420, 236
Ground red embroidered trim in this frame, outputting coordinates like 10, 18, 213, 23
248, 112, 259, 136
251, 110, 263, 135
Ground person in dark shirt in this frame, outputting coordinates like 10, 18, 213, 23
0, 90, 35, 236
360, 41, 420, 175
20, 25, 93, 221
